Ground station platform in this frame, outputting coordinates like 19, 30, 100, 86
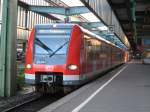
39, 60, 150, 112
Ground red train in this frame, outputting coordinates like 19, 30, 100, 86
25, 23, 128, 91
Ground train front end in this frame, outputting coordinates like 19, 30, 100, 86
25, 24, 81, 87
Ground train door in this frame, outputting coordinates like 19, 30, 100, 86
107, 45, 112, 67
80, 34, 87, 74
81, 34, 93, 74
110, 46, 113, 67
101, 42, 107, 68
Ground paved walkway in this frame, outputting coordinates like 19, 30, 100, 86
40, 60, 150, 112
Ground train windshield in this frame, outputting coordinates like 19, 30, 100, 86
34, 28, 71, 65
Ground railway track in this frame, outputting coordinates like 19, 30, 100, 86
1, 92, 41, 112
4, 92, 66, 112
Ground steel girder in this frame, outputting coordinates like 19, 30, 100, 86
29, 6, 90, 16
0, 0, 17, 97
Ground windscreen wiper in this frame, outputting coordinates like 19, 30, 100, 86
35, 38, 53, 54
49, 40, 69, 58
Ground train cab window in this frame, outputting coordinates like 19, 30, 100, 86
34, 28, 71, 65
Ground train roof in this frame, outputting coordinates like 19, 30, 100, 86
80, 27, 113, 46
79, 25, 124, 51
35, 23, 74, 29
35, 23, 125, 51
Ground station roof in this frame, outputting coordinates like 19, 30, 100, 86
19, 0, 128, 50
60, 0, 129, 50
18, 0, 150, 50
108, 0, 150, 50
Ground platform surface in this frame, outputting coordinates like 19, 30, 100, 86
40, 60, 150, 112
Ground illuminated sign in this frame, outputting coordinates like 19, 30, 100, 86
37, 29, 70, 34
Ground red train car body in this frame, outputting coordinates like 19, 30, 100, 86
25, 24, 128, 87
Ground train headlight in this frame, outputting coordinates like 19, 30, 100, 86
68, 64, 78, 70
26, 64, 32, 69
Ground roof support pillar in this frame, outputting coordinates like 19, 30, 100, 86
131, 0, 137, 43
0, 0, 17, 97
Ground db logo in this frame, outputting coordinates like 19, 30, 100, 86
46, 66, 54, 70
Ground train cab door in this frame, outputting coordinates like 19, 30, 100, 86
80, 34, 87, 75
